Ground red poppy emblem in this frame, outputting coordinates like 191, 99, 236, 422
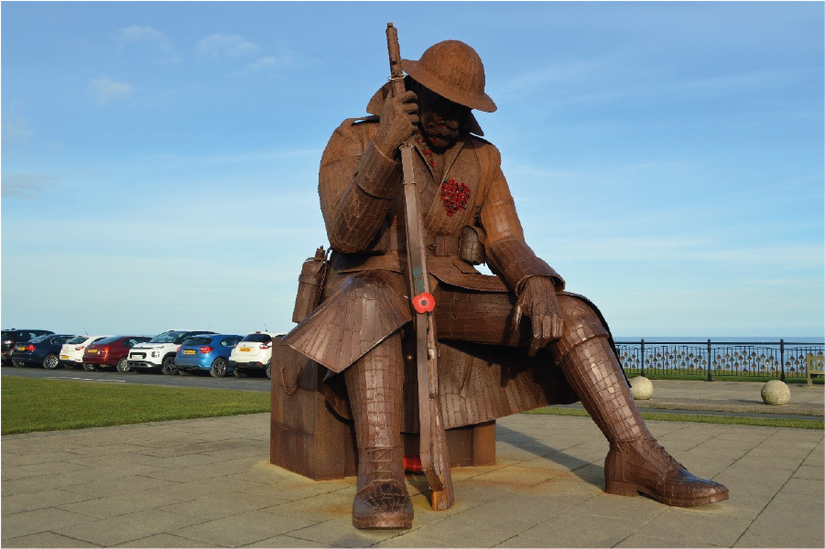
440, 179, 471, 216
412, 292, 435, 314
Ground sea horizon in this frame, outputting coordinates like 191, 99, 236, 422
613, 336, 824, 344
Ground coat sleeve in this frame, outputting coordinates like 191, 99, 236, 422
319, 119, 402, 254
477, 144, 565, 293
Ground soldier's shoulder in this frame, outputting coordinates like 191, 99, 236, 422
468, 133, 493, 146
328, 116, 379, 144
343, 115, 380, 126
467, 134, 502, 162
467, 133, 499, 152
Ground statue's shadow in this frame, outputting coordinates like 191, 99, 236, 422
495, 424, 605, 486
407, 424, 604, 497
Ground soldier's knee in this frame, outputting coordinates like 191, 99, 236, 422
555, 295, 610, 356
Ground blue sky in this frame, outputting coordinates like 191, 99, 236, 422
2, 1, 823, 339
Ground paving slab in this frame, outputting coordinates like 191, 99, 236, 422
2, 380, 823, 548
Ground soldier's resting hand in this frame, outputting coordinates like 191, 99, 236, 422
513, 276, 564, 357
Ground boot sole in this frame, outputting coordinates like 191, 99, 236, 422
606, 480, 730, 507
352, 516, 412, 529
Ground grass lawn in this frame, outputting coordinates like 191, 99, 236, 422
1, 377, 270, 435
524, 406, 824, 430
2, 376, 820, 436
626, 373, 823, 384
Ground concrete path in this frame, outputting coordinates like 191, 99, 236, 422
2, 380, 823, 548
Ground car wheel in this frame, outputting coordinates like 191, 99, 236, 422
210, 358, 228, 378
161, 355, 178, 375
42, 354, 60, 370
266, 362, 272, 379
232, 368, 247, 378
116, 357, 130, 373
83, 363, 97, 371
12, 360, 26, 368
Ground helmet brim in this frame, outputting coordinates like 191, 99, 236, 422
402, 58, 497, 113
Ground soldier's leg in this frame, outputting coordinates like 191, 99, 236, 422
550, 295, 728, 507
435, 285, 728, 507
344, 331, 413, 529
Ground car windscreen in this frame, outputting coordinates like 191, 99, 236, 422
30, 334, 52, 343
241, 334, 272, 343
182, 336, 213, 346
96, 336, 122, 344
174, 332, 210, 344
66, 336, 88, 344
149, 332, 179, 343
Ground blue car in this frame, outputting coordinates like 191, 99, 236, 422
11, 333, 76, 369
174, 333, 243, 378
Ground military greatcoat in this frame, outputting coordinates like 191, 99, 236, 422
284, 85, 613, 431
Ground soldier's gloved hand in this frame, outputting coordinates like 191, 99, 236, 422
373, 90, 418, 158
512, 276, 564, 357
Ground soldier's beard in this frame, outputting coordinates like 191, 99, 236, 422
419, 116, 461, 151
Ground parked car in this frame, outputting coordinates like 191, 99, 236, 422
2, 328, 54, 365
83, 335, 152, 372
175, 333, 244, 377
59, 335, 113, 370
127, 329, 216, 374
10, 333, 76, 369
229, 331, 286, 379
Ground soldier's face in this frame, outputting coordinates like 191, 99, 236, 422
416, 85, 470, 151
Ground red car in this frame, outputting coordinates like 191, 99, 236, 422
83, 336, 151, 372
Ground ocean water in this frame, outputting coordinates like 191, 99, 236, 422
614, 336, 823, 345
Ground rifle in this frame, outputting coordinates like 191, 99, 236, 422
385, 22, 453, 510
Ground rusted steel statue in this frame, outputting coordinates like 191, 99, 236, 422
284, 25, 728, 529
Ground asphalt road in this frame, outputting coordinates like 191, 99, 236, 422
0, 364, 271, 392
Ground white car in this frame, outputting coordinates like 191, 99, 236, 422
229, 332, 286, 379
59, 335, 113, 370
127, 329, 215, 375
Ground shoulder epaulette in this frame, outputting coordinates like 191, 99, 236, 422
343, 115, 380, 126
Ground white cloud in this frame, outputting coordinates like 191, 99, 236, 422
1, 174, 57, 199
231, 49, 302, 76
115, 25, 179, 64
117, 25, 172, 50
89, 77, 132, 106
196, 33, 258, 57
1, 111, 34, 148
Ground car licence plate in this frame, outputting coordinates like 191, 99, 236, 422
183, 349, 196, 355
87, 349, 98, 354
240, 347, 252, 352
16, 346, 26, 352
60, 355, 70, 360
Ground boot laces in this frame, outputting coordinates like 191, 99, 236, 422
365, 448, 399, 484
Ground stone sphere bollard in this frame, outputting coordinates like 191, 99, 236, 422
630, 376, 653, 400
761, 380, 791, 406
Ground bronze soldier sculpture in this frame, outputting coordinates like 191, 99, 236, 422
284, 31, 728, 529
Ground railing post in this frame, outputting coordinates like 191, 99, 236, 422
706, 339, 713, 381
780, 338, 786, 382
640, 339, 645, 378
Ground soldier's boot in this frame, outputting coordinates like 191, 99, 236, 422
554, 328, 729, 507
345, 333, 413, 529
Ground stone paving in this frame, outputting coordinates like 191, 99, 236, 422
2, 380, 823, 548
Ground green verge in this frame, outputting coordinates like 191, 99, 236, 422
626, 373, 823, 384
523, 406, 824, 430
1, 377, 270, 435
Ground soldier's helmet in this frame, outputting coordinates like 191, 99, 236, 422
402, 40, 497, 113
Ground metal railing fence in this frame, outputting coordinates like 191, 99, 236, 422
614, 339, 825, 382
